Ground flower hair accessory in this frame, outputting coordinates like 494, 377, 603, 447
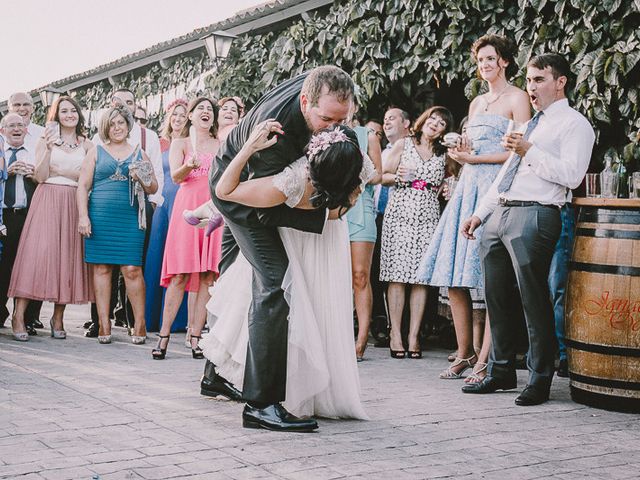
164, 98, 188, 113
307, 127, 349, 159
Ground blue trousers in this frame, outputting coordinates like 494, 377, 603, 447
548, 204, 575, 361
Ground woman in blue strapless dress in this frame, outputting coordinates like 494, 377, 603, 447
143, 100, 189, 333
418, 34, 531, 381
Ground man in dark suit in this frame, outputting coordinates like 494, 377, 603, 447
0, 113, 42, 334
203, 66, 354, 432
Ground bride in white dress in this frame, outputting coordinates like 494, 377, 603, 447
199, 122, 373, 420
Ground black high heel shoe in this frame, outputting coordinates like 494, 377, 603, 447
390, 348, 406, 359
152, 334, 170, 360
190, 335, 204, 359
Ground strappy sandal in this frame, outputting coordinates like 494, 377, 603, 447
190, 335, 204, 359
408, 341, 422, 359
439, 354, 477, 379
464, 362, 488, 384
152, 334, 170, 360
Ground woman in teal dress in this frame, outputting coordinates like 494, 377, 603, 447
346, 124, 382, 361
77, 105, 158, 344
418, 34, 531, 381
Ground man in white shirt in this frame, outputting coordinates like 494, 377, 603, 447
0, 113, 42, 332
7, 92, 45, 153
460, 54, 595, 406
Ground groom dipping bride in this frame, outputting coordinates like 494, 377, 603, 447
202, 66, 372, 431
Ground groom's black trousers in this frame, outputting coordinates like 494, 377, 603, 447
209, 218, 290, 404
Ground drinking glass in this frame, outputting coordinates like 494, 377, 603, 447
585, 173, 600, 198
600, 171, 619, 198
506, 120, 526, 138
444, 176, 458, 201
45, 121, 63, 146
402, 157, 418, 182
629, 172, 640, 199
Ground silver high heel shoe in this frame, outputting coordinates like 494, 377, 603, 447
98, 335, 112, 344
131, 335, 146, 345
49, 318, 66, 339
13, 331, 29, 342
11, 316, 29, 342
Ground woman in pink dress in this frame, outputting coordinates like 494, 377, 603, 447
154, 97, 223, 360
8, 96, 94, 341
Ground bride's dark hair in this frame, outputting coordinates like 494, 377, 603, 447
306, 124, 363, 217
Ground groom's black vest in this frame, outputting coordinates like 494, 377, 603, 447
209, 73, 326, 233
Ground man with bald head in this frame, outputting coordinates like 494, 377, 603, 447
7, 92, 45, 153
0, 113, 42, 332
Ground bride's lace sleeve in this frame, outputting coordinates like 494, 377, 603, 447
271, 157, 309, 208
359, 152, 376, 190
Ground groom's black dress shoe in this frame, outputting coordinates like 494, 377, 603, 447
242, 403, 318, 432
200, 376, 243, 401
461, 375, 517, 394
515, 385, 549, 406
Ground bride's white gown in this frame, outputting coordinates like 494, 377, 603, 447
200, 156, 372, 420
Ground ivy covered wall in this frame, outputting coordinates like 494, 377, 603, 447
38, 0, 640, 168
210, 0, 640, 168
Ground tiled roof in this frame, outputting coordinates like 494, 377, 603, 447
48, 0, 306, 88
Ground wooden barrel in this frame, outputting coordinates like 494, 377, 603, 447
566, 198, 640, 413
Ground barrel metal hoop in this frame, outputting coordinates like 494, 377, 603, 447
576, 227, 640, 240
569, 261, 640, 277
566, 338, 640, 357
570, 372, 640, 391
579, 208, 640, 225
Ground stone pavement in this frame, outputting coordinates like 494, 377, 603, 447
1, 304, 639, 480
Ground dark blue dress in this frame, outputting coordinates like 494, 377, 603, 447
143, 143, 188, 332
85, 146, 145, 265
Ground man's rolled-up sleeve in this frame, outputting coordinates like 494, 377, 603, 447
525, 121, 595, 190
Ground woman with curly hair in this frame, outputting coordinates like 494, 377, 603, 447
198, 122, 372, 420
418, 34, 531, 381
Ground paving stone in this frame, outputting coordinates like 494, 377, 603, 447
0, 304, 638, 480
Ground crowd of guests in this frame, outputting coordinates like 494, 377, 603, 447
0, 33, 594, 407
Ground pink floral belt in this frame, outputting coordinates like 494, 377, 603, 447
396, 179, 439, 192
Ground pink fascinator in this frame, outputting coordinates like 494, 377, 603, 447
307, 127, 349, 159
165, 98, 188, 113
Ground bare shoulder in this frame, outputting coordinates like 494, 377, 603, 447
82, 138, 94, 152
170, 137, 188, 152
507, 86, 530, 103
468, 95, 485, 116
172, 137, 188, 147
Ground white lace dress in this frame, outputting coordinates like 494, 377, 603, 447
200, 156, 374, 420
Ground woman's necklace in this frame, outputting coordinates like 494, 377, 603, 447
61, 140, 80, 149
483, 83, 509, 111
59, 135, 80, 149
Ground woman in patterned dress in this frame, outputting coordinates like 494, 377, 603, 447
380, 106, 453, 358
